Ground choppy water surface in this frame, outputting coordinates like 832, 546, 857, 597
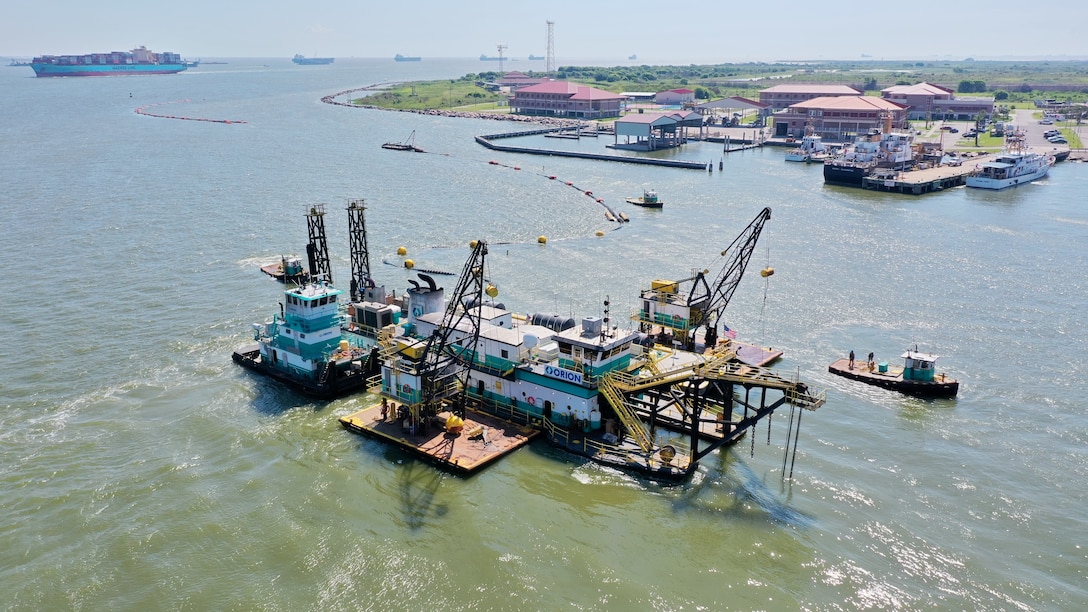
2, 59, 1086, 610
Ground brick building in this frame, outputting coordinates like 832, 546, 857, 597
773, 96, 908, 141
510, 81, 625, 119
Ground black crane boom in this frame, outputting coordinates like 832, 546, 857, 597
686, 207, 772, 348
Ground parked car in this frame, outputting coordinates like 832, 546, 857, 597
1048, 136, 1068, 144
940, 125, 954, 131
949, 128, 959, 133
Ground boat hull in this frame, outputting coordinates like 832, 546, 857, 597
232, 346, 375, 400
823, 162, 870, 186
966, 166, 1049, 190
31, 63, 186, 77
828, 360, 958, 398
625, 197, 663, 208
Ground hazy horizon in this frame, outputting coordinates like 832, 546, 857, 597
3, 0, 1083, 64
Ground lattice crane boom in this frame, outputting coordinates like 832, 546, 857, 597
685, 207, 772, 348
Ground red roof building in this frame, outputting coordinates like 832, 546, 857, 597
773, 96, 908, 141
881, 82, 994, 121
759, 84, 862, 111
510, 81, 625, 119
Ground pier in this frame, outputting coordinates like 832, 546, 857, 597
475, 128, 710, 169
858, 153, 1001, 195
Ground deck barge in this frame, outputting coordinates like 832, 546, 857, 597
339, 404, 540, 475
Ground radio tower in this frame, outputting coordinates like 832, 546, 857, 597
496, 44, 507, 72
545, 21, 555, 72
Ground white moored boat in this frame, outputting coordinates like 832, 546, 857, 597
966, 137, 1053, 190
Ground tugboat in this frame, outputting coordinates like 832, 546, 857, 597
625, 189, 663, 208
828, 347, 958, 398
232, 279, 381, 399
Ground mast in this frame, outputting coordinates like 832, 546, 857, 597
305, 204, 332, 284
346, 198, 372, 301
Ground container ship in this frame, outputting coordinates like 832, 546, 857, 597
30, 46, 186, 77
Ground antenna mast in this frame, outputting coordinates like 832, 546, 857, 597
545, 21, 555, 72
496, 44, 507, 72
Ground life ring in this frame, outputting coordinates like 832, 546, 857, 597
402, 383, 411, 394
527, 396, 536, 406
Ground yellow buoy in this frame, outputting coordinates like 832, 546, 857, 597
469, 240, 478, 249
595, 230, 604, 237
486, 284, 499, 298
396, 246, 407, 256
761, 267, 775, 277
537, 236, 547, 244
404, 259, 415, 269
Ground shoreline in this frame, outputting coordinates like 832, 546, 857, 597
321, 84, 587, 128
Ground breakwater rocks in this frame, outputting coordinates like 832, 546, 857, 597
321, 86, 584, 128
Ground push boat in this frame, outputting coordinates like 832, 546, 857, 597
625, 189, 663, 208
231, 279, 386, 399
965, 137, 1053, 190
828, 348, 958, 398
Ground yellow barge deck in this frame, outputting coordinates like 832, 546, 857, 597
339, 404, 540, 475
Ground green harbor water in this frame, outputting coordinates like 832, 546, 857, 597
2, 58, 1086, 610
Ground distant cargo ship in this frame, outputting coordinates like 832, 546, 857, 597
292, 54, 334, 65
528, 54, 544, 60
29, 46, 186, 77
394, 54, 421, 62
480, 55, 502, 61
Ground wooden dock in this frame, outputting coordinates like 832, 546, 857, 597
339, 404, 540, 475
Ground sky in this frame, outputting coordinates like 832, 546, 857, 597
4, 0, 1085, 63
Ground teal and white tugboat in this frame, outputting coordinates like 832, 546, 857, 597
233, 279, 379, 399
234, 201, 391, 399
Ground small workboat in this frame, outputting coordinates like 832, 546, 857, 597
625, 189, 663, 208
829, 347, 958, 398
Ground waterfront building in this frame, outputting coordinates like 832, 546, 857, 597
773, 96, 908, 141
613, 111, 704, 150
758, 84, 862, 112
510, 81, 624, 119
880, 82, 994, 121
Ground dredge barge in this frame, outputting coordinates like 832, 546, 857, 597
236, 202, 824, 481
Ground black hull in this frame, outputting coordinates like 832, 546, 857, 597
232, 347, 375, 400
823, 163, 870, 186
829, 364, 958, 399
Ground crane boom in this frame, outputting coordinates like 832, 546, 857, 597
686, 207, 772, 348
413, 240, 489, 415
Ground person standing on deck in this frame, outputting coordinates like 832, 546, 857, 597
849, 350, 855, 369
